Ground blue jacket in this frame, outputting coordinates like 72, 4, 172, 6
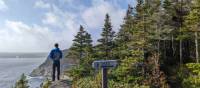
49, 48, 63, 61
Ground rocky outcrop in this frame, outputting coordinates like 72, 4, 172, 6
30, 58, 52, 77
30, 49, 78, 88
30, 49, 76, 78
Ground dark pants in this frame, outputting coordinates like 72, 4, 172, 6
52, 60, 60, 81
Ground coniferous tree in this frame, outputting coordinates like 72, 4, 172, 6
82, 32, 94, 66
162, 0, 175, 61
68, 25, 86, 60
97, 13, 115, 60
173, 0, 191, 65
67, 0, 200, 87
185, 0, 200, 63
116, 5, 134, 43
84, 32, 93, 58
142, 0, 169, 87
129, 0, 146, 51
114, 5, 134, 60
68, 25, 93, 80
112, 0, 147, 85
68, 25, 93, 63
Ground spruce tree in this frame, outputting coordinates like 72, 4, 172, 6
66, 0, 200, 87
173, 0, 191, 65
82, 32, 93, 66
163, 0, 175, 61
116, 5, 134, 43
68, 25, 86, 61
68, 25, 93, 64
84, 32, 93, 58
114, 5, 134, 60
97, 13, 115, 60
185, 0, 200, 63
112, 1, 146, 85
143, 0, 169, 87
68, 25, 93, 79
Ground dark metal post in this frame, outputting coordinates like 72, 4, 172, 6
102, 67, 108, 88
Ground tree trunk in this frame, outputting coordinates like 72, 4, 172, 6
195, 31, 199, 63
180, 40, 183, 65
172, 35, 175, 56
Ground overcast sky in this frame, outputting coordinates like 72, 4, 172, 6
0, 0, 136, 52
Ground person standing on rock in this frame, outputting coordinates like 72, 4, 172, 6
49, 43, 63, 81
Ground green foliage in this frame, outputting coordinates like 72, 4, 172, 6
109, 80, 149, 88
186, 63, 200, 74
182, 63, 200, 88
112, 50, 144, 83
97, 13, 115, 60
68, 55, 95, 80
14, 73, 29, 88
68, 64, 94, 80
114, 5, 134, 60
73, 72, 149, 88
41, 79, 51, 88
184, 0, 200, 33
67, 25, 85, 59
67, 25, 93, 61
72, 73, 101, 88
67, 0, 200, 88
163, 0, 172, 10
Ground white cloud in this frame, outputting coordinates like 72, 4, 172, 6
34, 0, 51, 9
5, 4, 81, 52
0, 0, 132, 52
41, 0, 127, 49
42, 12, 58, 25
0, 19, 77, 52
42, 5, 79, 34
0, 20, 54, 52
0, 2, 80, 52
82, 0, 125, 31
0, 0, 8, 11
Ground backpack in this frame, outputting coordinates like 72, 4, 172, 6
53, 50, 61, 60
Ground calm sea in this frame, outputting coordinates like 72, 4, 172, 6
0, 57, 46, 88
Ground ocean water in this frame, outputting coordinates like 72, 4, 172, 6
0, 57, 46, 88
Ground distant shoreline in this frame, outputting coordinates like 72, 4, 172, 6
0, 52, 48, 58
